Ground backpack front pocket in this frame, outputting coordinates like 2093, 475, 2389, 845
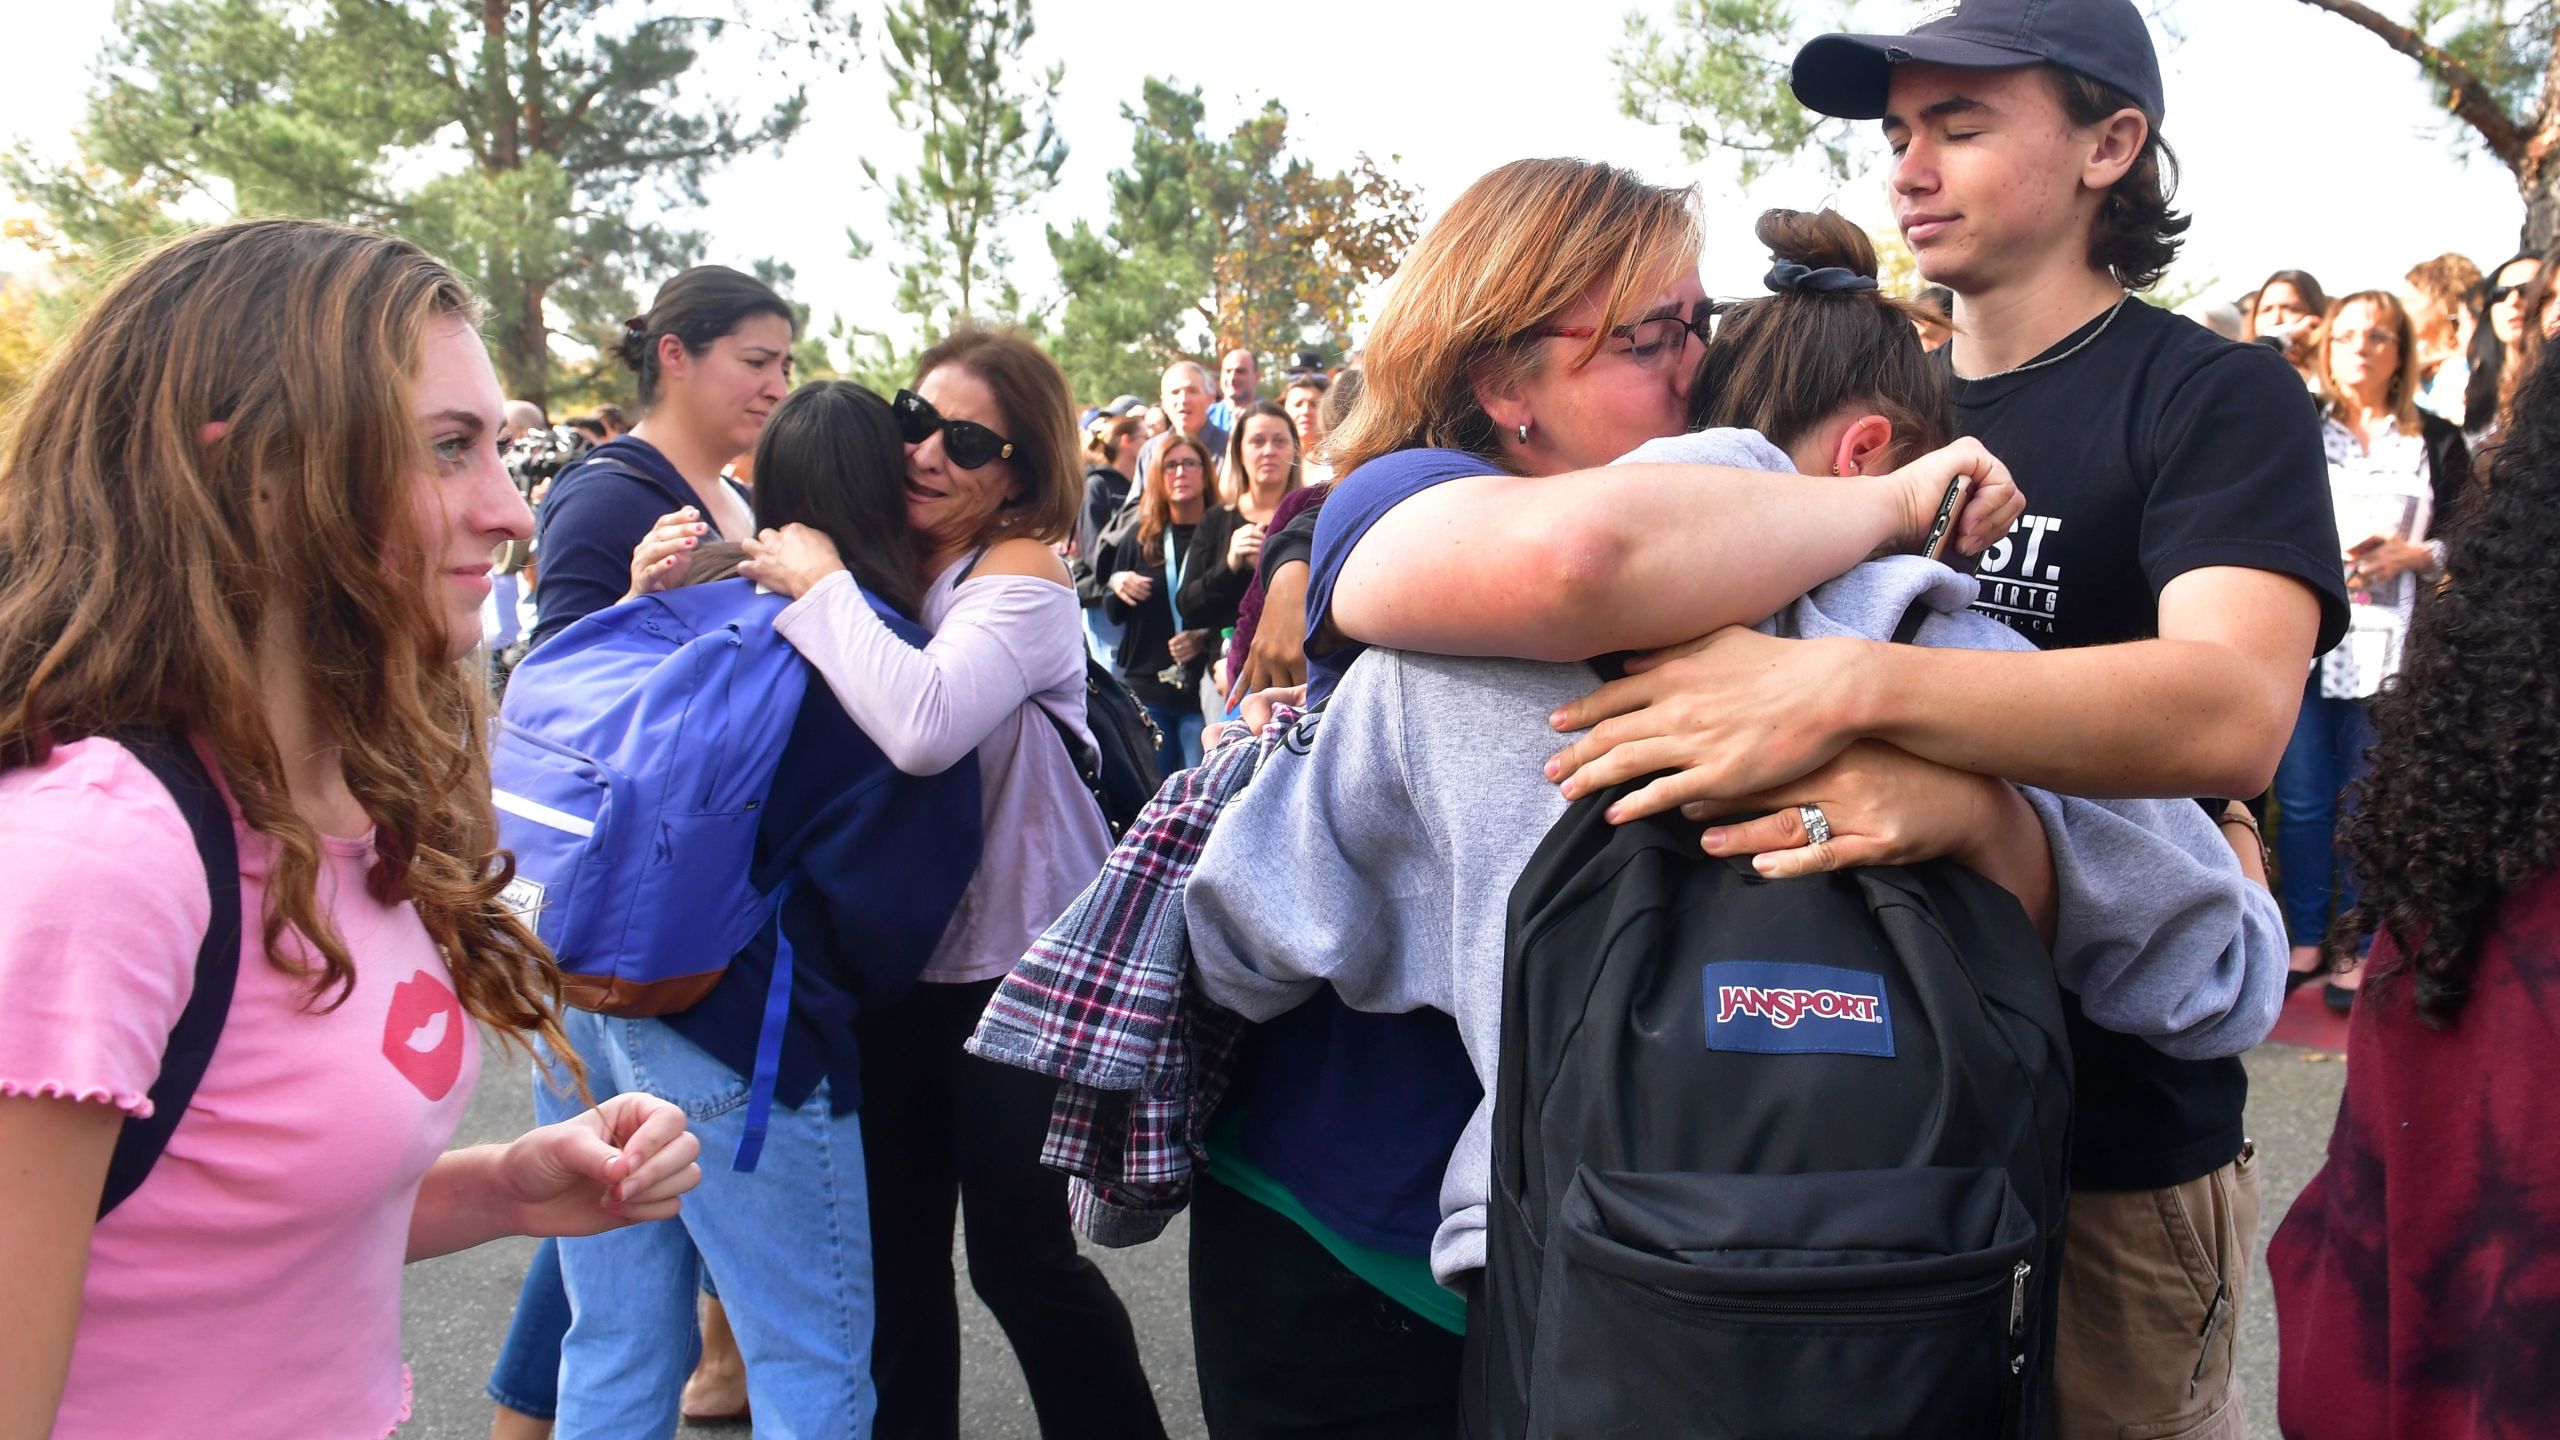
1523, 1166, 2035, 1439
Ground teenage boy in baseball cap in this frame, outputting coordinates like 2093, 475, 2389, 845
1791, 3, 2346, 1434
1544, 3, 2347, 1435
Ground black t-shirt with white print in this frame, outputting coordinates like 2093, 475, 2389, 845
1944, 297, 2349, 1194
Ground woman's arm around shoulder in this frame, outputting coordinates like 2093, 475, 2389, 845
759, 528, 1077, 776
1324, 442, 2019, 661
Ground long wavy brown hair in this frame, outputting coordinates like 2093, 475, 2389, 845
0, 219, 569, 1059
1136, 431, 1214, 565
2338, 342, 2560, 1026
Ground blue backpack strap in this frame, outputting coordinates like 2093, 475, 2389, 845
97, 729, 243, 1218
731, 877, 797, 1173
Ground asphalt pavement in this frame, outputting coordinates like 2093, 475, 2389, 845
399, 1038, 2348, 1438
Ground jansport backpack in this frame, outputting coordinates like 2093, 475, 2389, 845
492, 578, 815, 1170
1481, 622, 2074, 1438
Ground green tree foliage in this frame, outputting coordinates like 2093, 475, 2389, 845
1618, 0, 1853, 183
863, 0, 1067, 332
5, 0, 855, 407
1045, 79, 1421, 404
2296, 0, 2560, 246
1616, 0, 2560, 250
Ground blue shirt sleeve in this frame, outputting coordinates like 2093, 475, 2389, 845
1302, 447, 1504, 701
530, 466, 679, 649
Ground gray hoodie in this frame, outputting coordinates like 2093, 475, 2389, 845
1183, 427, 2288, 1287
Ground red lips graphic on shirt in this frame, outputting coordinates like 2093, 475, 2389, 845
382, 970, 466, 1101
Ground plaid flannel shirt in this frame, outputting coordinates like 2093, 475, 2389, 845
965, 710, 1302, 1245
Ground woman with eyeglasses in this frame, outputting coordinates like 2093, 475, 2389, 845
1182, 158, 2022, 1438
732, 326, 1167, 1440
1082, 429, 1219, 770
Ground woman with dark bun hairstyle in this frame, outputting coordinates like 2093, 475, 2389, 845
542, 381, 982, 1438
2269, 343, 2560, 1440
526, 265, 796, 649
491, 259, 795, 1437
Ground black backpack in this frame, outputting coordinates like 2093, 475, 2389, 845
92, 731, 244, 1218
1481, 626, 2074, 1438
949, 547, 1163, 839
1047, 653, 1165, 840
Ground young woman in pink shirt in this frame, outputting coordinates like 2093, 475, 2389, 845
0, 219, 701, 1440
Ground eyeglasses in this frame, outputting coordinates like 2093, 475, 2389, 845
2488, 283, 2528, 307
895, 389, 1016, 470
1533, 308, 1718, 371
1161, 457, 1203, 474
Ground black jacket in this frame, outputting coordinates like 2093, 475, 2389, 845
1176, 504, 1259, 635
1069, 463, 1133, 602
2420, 410, 2472, 530
1081, 516, 1202, 703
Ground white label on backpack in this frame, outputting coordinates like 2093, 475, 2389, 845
499, 875, 547, 919
1703, 962, 1895, 1058
494, 788, 597, 838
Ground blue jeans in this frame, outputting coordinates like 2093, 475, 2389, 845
486, 1024, 608, 1421
2272, 679, 2377, 946
552, 1009, 877, 1440
1141, 695, 1205, 774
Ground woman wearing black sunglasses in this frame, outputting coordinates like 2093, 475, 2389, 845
2465, 250, 2545, 439
736, 326, 1168, 1440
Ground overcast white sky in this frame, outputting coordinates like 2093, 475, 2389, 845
2, 0, 2530, 354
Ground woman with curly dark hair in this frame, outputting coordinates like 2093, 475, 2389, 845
2268, 343, 2560, 1440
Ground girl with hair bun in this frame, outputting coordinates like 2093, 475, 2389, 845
492, 258, 795, 1438
526, 264, 796, 649
0, 218, 701, 1440
1188, 203, 2286, 1437
1177, 160, 2030, 1435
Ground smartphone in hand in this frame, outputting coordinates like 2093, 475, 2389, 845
1922, 476, 1973, 563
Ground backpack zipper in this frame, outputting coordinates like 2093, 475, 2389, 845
1622, 1263, 2019, 1323
2008, 1260, 2031, 1374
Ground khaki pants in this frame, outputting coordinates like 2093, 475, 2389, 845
2054, 1144, 2262, 1440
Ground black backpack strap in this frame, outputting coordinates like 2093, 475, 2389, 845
97, 730, 242, 1219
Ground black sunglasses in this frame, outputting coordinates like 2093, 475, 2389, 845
895, 389, 1016, 470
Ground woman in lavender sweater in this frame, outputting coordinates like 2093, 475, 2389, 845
736, 327, 1167, 1440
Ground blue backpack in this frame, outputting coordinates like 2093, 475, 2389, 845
493, 578, 809, 1170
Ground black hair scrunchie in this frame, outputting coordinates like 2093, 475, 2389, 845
1765, 261, 1880, 296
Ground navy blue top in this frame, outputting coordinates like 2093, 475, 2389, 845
531, 436, 751, 650
664, 590, 982, 1114
1230, 447, 1497, 1254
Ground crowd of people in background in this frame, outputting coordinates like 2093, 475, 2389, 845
8, 2, 2560, 1439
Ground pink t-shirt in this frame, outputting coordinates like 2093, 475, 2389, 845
0, 737, 481, 1439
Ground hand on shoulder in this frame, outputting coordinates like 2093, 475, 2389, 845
968, 536, 1071, 587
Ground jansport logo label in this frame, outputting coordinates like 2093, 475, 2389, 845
1715, 984, 1885, 1028
1702, 962, 1896, 1058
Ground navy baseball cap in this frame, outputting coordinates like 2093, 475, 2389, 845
1792, 0, 2163, 122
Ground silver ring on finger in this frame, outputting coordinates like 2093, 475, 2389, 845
1798, 803, 1833, 847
